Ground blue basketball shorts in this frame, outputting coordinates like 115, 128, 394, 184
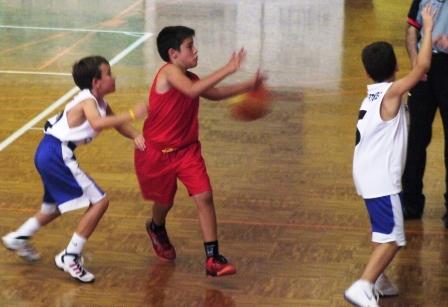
34, 134, 106, 214
364, 193, 406, 246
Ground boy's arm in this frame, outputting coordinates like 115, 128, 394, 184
107, 105, 146, 151
165, 49, 245, 98
202, 70, 266, 101
107, 105, 138, 138
201, 80, 252, 101
114, 122, 140, 138
381, 5, 434, 121
83, 100, 146, 131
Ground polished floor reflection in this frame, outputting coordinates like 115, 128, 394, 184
1, 0, 447, 306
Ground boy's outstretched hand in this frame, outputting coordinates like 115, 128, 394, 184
225, 48, 246, 74
421, 4, 436, 32
132, 103, 147, 151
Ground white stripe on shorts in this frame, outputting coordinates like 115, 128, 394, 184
58, 143, 106, 214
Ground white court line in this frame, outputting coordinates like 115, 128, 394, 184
0, 25, 146, 36
0, 32, 152, 152
0, 70, 71, 76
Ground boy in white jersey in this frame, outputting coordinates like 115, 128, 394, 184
344, 5, 435, 307
2, 56, 146, 283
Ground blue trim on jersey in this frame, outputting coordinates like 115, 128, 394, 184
364, 194, 401, 235
34, 135, 84, 205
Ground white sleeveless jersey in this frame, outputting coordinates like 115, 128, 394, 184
45, 89, 108, 145
353, 82, 408, 198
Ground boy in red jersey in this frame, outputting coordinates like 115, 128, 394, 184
135, 26, 265, 277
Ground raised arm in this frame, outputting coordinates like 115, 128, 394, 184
165, 49, 246, 98
83, 99, 146, 131
381, 5, 435, 120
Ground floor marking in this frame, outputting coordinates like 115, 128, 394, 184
0, 32, 151, 152
0, 70, 71, 76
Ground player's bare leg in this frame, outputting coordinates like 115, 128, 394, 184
2, 207, 60, 261
76, 197, 109, 238
146, 202, 176, 261
55, 197, 109, 283
193, 191, 236, 277
193, 191, 217, 242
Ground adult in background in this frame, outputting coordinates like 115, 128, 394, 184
402, 0, 448, 227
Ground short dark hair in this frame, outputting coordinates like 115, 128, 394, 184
361, 41, 397, 82
157, 26, 195, 62
72, 56, 109, 90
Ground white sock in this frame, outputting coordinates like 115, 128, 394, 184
66, 233, 86, 255
15, 217, 41, 237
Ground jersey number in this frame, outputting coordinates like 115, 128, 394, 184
355, 110, 366, 146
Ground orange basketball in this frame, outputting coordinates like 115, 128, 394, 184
228, 86, 271, 121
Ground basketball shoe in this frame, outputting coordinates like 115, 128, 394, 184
344, 279, 379, 307
375, 274, 399, 297
205, 255, 236, 277
146, 220, 176, 261
54, 250, 94, 283
2, 232, 40, 261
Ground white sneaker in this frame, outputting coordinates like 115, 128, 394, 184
54, 250, 65, 270
344, 280, 379, 307
375, 274, 399, 297
2, 232, 40, 261
55, 250, 84, 270
55, 250, 94, 283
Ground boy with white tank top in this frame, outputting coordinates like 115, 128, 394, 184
2, 56, 147, 283
344, 5, 435, 307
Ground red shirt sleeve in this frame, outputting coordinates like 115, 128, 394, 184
407, 0, 421, 29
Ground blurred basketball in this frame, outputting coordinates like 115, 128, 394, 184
228, 86, 272, 121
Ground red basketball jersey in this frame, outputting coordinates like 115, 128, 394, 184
143, 65, 200, 150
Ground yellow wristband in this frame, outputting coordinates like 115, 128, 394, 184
128, 109, 136, 121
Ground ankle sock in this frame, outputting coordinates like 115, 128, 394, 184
15, 217, 41, 237
150, 220, 165, 232
204, 240, 219, 258
66, 233, 86, 255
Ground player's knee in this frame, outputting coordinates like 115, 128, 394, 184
40, 203, 57, 215
154, 201, 173, 211
94, 197, 109, 213
202, 191, 213, 202
195, 191, 214, 207
102, 197, 110, 209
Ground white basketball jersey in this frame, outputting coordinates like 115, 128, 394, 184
353, 82, 408, 198
45, 89, 108, 145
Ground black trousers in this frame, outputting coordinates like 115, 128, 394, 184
402, 53, 448, 215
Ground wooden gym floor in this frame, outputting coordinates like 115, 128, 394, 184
0, 0, 447, 306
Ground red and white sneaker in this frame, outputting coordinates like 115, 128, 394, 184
146, 220, 176, 261
55, 250, 94, 283
2, 232, 40, 261
205, 255, 236, 277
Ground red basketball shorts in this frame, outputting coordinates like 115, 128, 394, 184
134, 141, 212, 204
